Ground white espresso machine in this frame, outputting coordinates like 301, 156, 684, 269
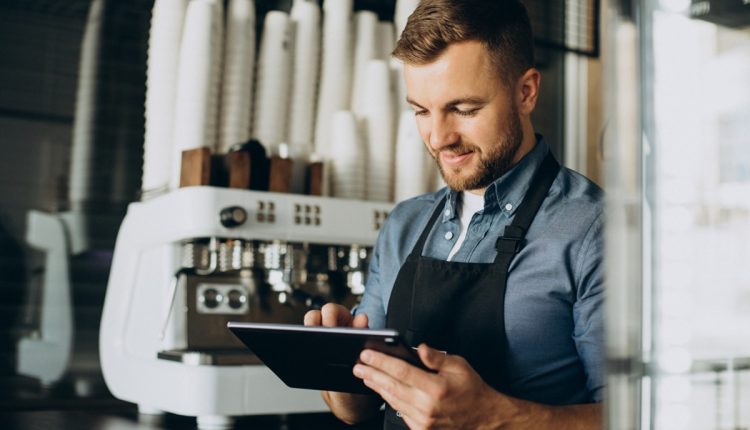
99, 186, 392, 429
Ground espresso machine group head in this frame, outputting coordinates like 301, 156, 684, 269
99, 186, 392, 429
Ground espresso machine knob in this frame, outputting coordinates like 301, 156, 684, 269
226, 289, 247, 309
220, 206, 247, 228
201, 288, 223, 309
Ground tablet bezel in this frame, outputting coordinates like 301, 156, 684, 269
227, 322, 421, 394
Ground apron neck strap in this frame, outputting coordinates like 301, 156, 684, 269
496, 152, 560, 254
409, 195, 448, 258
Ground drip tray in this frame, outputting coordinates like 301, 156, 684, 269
157, 349, 263, 366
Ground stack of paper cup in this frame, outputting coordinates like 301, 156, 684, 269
378, 21, 395, 60
252, 11, 292, 154
379, 21, 400, 113
361, 60, 395, 202
314, 0, 354, 163
171, 0, 219, 189
394, 111, 433, 201
207, 0, 223, 153
392, 0, 420, 112
350, 11, 380, 115
142, 0, 189, 196
390, 59, 408, 111
218, 0, 254, 153
330, 111, 366, 200
287, 1, 320, 193
288, 1, 320, 147
69, 0, 103, 208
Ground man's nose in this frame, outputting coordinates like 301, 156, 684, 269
428, 114, 459, 151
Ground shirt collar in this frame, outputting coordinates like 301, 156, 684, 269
441, 134, 550, 222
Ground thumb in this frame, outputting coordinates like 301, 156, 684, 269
417, 343, 448, 371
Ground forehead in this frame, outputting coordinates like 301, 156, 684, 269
403, 40, 504, 104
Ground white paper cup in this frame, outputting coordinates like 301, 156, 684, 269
253, 11, 292, 153
218, 0, 255, 153
360, 60, 395, 202
330, 110, 366, 199
314, 0, 354, 165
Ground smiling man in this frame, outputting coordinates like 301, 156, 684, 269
304, 0, 604, 428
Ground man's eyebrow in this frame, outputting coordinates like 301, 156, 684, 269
444, 97, 486, 106
406, 97, 425, 109
405, 97, 487, 109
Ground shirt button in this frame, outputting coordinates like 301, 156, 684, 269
505, 203, 513, 211
444, 231, 454, 240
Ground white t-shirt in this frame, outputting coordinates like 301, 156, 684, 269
447, 191, 485, 261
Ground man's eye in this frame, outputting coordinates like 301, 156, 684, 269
455, 108, 478, 117
414, 110, 428, 117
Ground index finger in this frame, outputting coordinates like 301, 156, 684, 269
303, 310, 322, 326
321, 303, 354, 327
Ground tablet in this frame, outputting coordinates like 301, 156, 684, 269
227, 322, 424, 394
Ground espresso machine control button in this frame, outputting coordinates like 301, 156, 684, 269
226, 289, 247, 309
220, 206, 247, 228
201, 288, 223, 309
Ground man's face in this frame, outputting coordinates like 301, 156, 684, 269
404, 40, 523, 192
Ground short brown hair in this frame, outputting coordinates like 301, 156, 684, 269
393, 0, 535, 86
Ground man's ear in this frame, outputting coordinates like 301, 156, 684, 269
516, 68, 541, 115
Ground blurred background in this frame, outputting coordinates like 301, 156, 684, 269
0, 0, 747, 429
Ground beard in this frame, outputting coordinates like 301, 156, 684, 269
431, 104, 524, 191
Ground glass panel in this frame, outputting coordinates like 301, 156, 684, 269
601, 1, 750, 429
651, 8, 750, 362
602, 3, 646, 427
605, 1, 750, 429
650, 7, 750, 429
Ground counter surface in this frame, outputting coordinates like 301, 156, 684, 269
0, 407, 385, 429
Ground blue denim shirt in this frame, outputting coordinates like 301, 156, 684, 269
355, 137, 604, 405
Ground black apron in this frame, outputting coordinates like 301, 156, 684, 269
383, 152, 560, 429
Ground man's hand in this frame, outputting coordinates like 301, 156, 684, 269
353, 343, 504, 429
353, 344, 602, 430
303, 304, 382, 424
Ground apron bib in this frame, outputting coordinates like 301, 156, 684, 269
383, 153, 560, 429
